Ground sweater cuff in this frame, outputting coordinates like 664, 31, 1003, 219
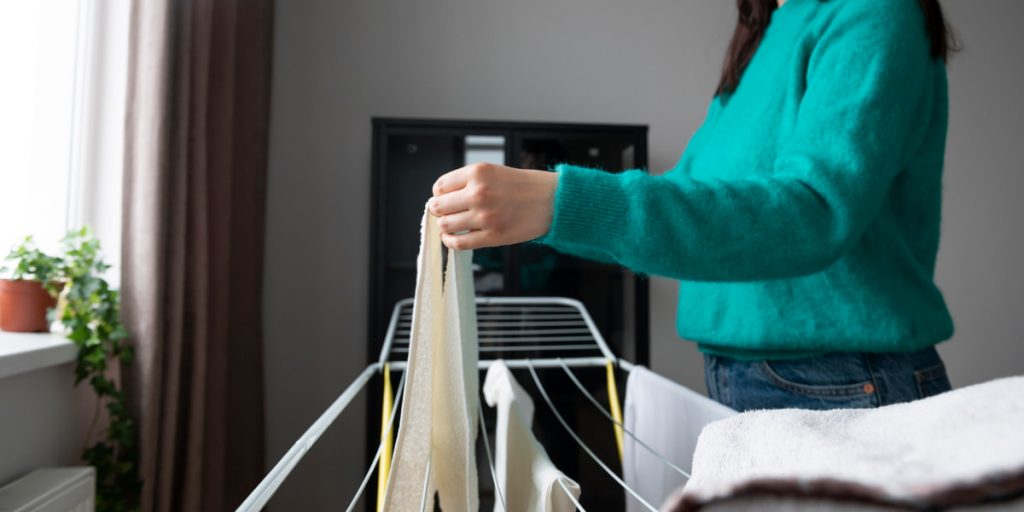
537, 164, 629, 259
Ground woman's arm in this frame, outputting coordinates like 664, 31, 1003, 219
431, 1, 936, 281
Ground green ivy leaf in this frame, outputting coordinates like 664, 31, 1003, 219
52, 227, 141, 511
69, 326, 91, 344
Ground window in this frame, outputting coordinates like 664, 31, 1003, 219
0, 0, 130, 284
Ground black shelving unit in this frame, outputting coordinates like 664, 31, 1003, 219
366, 117, 649, 510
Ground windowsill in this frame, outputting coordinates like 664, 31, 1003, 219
0, 331, 75, 380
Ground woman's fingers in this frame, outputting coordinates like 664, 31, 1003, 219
429, 188, 472, 216
431, 162, 494, 215
441, 230, 491, 251
437, 210, 479, 234
432, 164, 480, 196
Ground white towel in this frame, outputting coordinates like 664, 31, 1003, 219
676, 376, 1024, 511
483, 360, 582, 512
622, 366, 737, 512
382, 208, 479, 511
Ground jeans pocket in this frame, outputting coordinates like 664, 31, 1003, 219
914, 363, 952, 399
760, 360, 875, 399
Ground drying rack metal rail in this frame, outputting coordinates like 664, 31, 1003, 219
238, 297, 683, 512
382, 296, 635, 371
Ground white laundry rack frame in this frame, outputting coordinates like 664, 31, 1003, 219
237, 296, 682, 512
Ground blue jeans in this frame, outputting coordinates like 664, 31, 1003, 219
704, 346, 952, 412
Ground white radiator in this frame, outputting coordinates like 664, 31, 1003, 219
0, 468, 94, 512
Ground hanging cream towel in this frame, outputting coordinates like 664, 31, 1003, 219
382, 208, 479, 511
483, 360, 582, 512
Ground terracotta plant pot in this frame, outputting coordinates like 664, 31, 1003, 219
0, 279, 57, 332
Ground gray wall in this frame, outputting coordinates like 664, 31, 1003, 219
263, 1, 1024, 509
931, 2, 1024, 390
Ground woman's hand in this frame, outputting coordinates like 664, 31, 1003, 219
429, 162, 558, 250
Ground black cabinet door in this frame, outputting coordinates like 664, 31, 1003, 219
367, 118, 649, 511
370, 118, 648, 364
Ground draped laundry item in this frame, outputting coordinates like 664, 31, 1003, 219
669, 376, 1024, 511
622, 366, 736, 512
382, 208, 479, 511
483, 360, 581, 512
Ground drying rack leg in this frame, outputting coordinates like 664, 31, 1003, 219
605, 360, 625, 464
345, 369, 408, 512
377, 362, 395, 511
236, 364, 377, 512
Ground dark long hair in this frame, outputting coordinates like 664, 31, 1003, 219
715, 0, 957, 96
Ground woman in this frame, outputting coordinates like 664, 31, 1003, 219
428, 0, 957, 412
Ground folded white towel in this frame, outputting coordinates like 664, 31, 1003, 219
676, 376, 1024, 511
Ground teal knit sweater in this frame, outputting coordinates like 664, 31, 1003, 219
539, 0, 954, 359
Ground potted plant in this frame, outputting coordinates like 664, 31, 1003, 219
0, 237, 63, 332
58, 228, 140, 511
3, 229, 141, 510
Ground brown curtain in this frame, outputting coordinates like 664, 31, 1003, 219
120, 0, 274, 510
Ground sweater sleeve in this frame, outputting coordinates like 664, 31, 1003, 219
538, 1, 936, 282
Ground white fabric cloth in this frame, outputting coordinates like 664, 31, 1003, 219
483, 360, 581, 512
622, 366, 737, 512
382, 209, 479, 511
679, 376, 1024, 511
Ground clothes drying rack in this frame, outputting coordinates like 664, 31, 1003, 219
237, 296, 690, 512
